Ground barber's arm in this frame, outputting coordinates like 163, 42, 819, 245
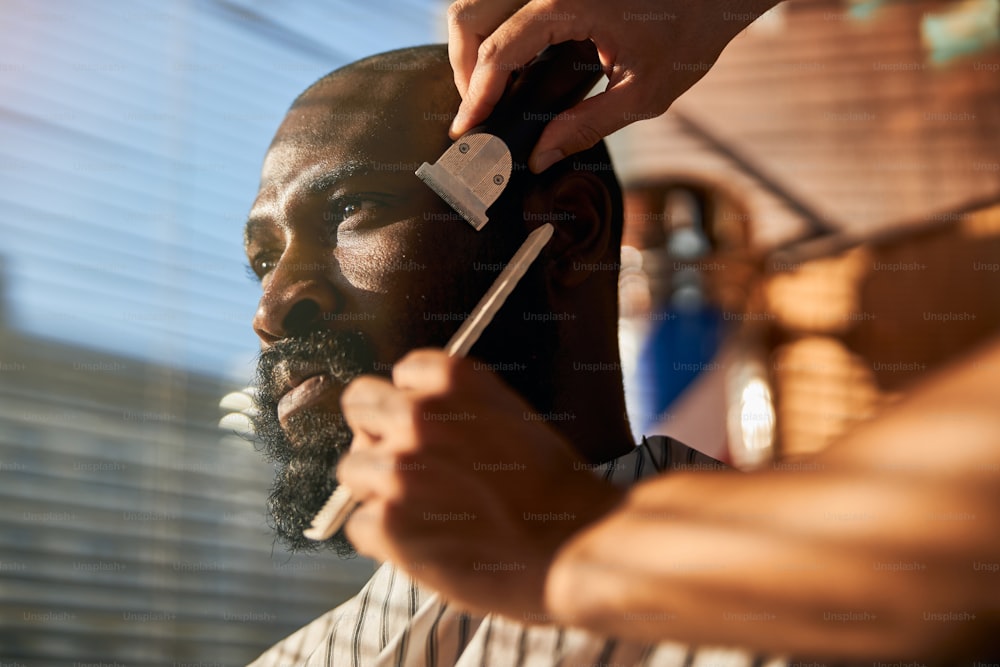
447, 0, 782, 172
546, 337, 1000, 660
339, 339, 1000, 661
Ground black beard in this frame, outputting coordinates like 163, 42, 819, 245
252, 330, 377, 556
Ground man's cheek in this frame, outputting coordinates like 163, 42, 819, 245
333, 223, 427, 293
331, 243, 394, 294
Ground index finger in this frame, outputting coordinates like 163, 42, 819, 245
340, 375, 403, 440
447, 0, 525, 99
449, 2, 590, 138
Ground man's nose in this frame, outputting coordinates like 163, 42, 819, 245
252, 249, 339, 345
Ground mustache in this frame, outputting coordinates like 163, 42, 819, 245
254, 329, 374, 406
251, 329, 374, 460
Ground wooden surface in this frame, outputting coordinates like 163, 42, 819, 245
611, 0, 1000, 250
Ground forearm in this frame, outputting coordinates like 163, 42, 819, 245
546, 338, 1000, 660
711, 0, 785, 26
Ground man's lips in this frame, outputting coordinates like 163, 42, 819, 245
277, 373, 343, 430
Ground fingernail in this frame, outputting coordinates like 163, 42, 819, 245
450, 106, 468, 137
531, 149, 564, 174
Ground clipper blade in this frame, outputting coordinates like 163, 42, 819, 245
415, 132, 512, 231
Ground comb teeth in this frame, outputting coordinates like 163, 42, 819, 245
415, 132, 512, 230
302, 485, 356, 541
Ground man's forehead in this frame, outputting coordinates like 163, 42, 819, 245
260, 83, 451, 185
281, 67, 449, 141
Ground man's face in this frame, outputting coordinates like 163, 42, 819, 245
244, 66, 520, 551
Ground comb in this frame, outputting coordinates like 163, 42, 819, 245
416, 40, 603, 230
304, 223, 555, 541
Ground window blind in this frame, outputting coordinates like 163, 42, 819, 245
0, 0, 440, 663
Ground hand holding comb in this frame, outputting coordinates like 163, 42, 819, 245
303, 223, 554, 541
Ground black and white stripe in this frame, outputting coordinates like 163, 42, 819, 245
249, 437, 780, 667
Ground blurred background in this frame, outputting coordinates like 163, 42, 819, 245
0, 0, 998, 664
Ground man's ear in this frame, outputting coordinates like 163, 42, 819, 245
520, 169, 614, 288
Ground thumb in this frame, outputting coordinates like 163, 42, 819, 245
528, 81, 651, 173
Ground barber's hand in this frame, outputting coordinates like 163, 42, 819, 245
337, 349, 624, 619
448, 0, 778, 172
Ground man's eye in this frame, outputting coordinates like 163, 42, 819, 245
325, 196, 379, 226
246, 254, 279, 282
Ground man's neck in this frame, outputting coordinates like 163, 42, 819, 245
548, 327, 637, 465
550, 381, 636, 464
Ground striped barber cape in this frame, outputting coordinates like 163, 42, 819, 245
248, 436, 784, 667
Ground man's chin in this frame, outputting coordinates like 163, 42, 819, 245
267, 457, 357, 557
256, 410, 357, 556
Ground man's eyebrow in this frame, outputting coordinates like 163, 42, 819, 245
244, 162, 372, 248
305, 161, 371, 194
243, 217, 268, 250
